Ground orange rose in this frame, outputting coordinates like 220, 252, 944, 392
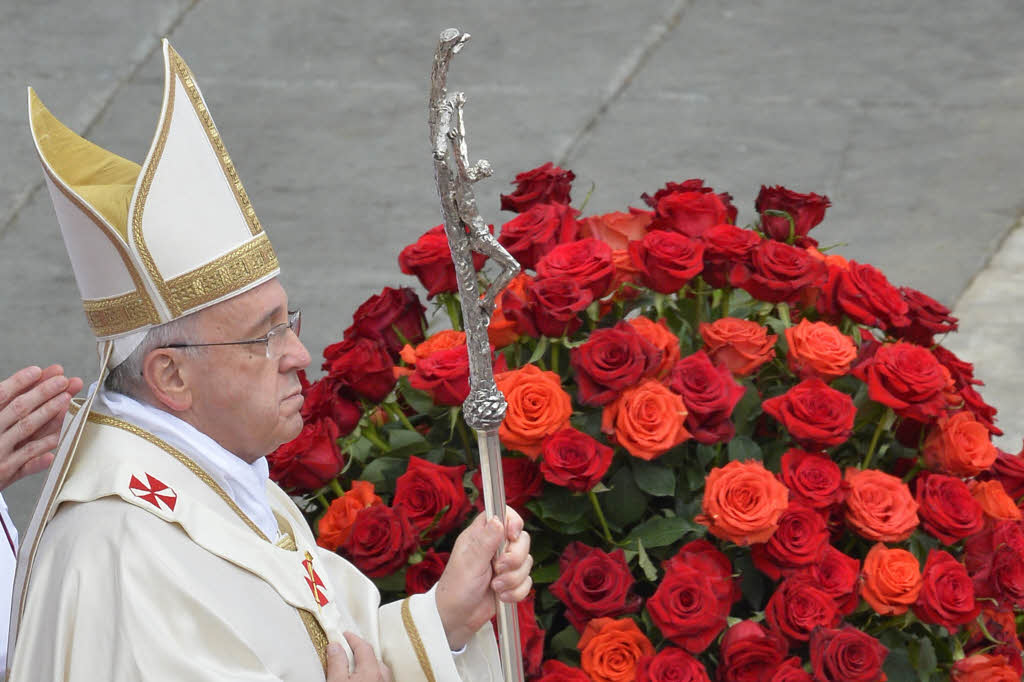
316, 481, 382, 550
396, 329, 466, 376
952, 654, 1021, 681
578, 210, 652, 250
806, 245, 850, 270
627, 317, 680, 378
969, 480, 1022, 521
697, 460, 790, 545
844, 468, 919, 542
488, 273, 533, 349
923, 411, 998, 477
699, 318, 777, 376
607, 248, 644, 303
860, 543, 922, 615
784, 318, 857, 381
496, 364, 572, 458
601, 379, 690, 460
578, 617, 655, 682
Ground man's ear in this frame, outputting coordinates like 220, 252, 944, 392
142, 348, 193, 412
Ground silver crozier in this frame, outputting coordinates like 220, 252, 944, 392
428, 28, 525, 682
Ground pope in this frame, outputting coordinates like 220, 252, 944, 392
7, 41, 531, 681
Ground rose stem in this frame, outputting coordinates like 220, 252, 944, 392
455, 416, 474, 464
861, 408, 892, 470
328, 478, 345, 497
445, 296, 462, 332
587, 490, 613, 544
550, 339, 560, 375
363, 426, 390, 452
386, 402, 417, 432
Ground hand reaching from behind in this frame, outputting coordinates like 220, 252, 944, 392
0, 365, 83, 489
325, 632, 391, 682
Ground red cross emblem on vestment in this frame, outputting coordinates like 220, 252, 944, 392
303, 551, 329, 607
128, 473, 177, 511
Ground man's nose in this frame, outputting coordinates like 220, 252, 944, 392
280, 329, 312, 371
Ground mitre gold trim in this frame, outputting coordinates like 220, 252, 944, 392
166, 233, 279, 314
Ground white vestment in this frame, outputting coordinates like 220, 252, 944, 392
7, 404, 501, 681
0, 492, 17, 677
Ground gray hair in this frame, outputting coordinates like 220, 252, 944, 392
104, 314, 199, 399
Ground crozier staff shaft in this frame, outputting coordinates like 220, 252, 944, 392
428, 27, 524, 682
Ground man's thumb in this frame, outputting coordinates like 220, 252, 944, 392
325, 642, 351, 681
465, 513, 504, 561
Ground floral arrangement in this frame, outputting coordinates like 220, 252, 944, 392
269, 162, 1024, 681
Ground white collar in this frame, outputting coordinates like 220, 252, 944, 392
91, 384, 279, 541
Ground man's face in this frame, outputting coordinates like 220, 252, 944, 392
181, 278, 311, 463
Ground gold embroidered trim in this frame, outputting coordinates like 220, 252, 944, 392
171, 51, 263, 238
401, 598, 437, 682
165, 233, 279, 313
85, 412, 329, 670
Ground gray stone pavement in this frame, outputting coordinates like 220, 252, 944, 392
1, 0, 1023, 525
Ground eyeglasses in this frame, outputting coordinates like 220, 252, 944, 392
161, 310, 302, 360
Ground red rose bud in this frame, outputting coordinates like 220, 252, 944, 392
991, 449, 1024, 500
816, 260, 911, 330
761, 378, 856, 451
408, 344, 471, 406
795, 545, 861, 615
549, 542, 641, 630
664, 350, 745, 445
628, 230, 705, 294
778, 449, 844, 510
765, 575, 841, 644
535, 660, 590, 681
392, 457, 470, 541
914, 472, 984, 545
913, 549, 980, 631
570, 321, 662, 406
340, 504, 418, 577
404, 549, 449, 595
635, 647, 711, 682
322, 336, 397, 402
751, 502, 829, 581
810, 626, 888, 682
472, 456, 544, 517
267, 417, 343, 493
497, 202, 580, 270
958, 382, 1001, 436
398, 224, 486, 298
500, 162, 575, 213
646, 560, 729, 654
344, 287, 426, 359
299, 375, 361, 437
536, 238, 616, 300
641, 178, 737, 224
717, 620, 788, 682
891, 286, 959, 346
539, 428, 614, 492
755, 185, 831, 242
853, 341, 951, 422
649, 189, 730, 238
729, 240, 828, 304
699, 223, 762, 288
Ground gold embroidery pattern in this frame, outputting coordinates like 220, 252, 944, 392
171, 51, 263, 238
165, 234, 279, 313
401, 598, 437, 682
85, 413, 329, 670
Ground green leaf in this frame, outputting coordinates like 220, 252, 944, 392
398, 377, 438, 415
371, 569, 406, 594
527, 336, 550, 365
549, 626, 581, 658
727, 435, 762, 462
733, 551, 767, 610
636, 539, 658, 582
531, 562, 561, 585
388, 429, 427, 449
625, 515, 701, 550
532, 486, 587, 524
631, 459, 676, 497
360, 457, 408, 494
731, 385, 763, 437
883, 646, 915, 682
912, 636, 937, 680
908, 531, 940, 565
603, 466, 648, 528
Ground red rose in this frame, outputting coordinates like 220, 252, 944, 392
778, 449, 844, 510
536, 238, 616, 299
844, 468, 920, 542
762, 378, 856, 450
810, 626, 888, 682
540, 428, 614, 492
472, 456, 544, 517
752, 502, 829, 581
729, 241, 828, 303
341, 504, 418, 577
500, 162, 575, 213
717, 620, 788, 682
952, 654, 1021, 682
570, 322, 662, 406
913, 549, 980, 631
755, 185, 831, 242
646, 560, 729, 654
405, 549, 449, 595
628, 230, 705, 294
398, 224, 486, 298
392, 456, 470, 540
767, 658, 813, 682
345, 287, 426, 358
699, 223, 761, 288
664, 350, 746, 445
965, 521, 1024, 608
268, 418, 343, 492
502, 276, 593, 338
635, 647, 711, 682
322, 336, 396, 402
817, 260, 911, 330
641, 179, 738, 225
498, 202, 580, 270
517, 591, 546, 678
914, 472, 984, 545
991, 449, 1024, 500
549, 542, 641, 630
664, 540, 741, 611
408, 344, 471, 406
299, 373, 361, 437
766, 575, 841, 644
796, 545, 861, 615
536, 660, 590, 682
966, 608, 1023, 678
853, 341, 951, 421
959, 383, 1001, 436
891, 286, 958, 345
699, 318, 777, 376
649, 190, 729, 238
923, 410, 998, 477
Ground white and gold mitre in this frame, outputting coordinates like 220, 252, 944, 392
28, 39, 279, 347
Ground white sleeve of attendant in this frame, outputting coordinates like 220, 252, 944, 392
0, 491, 18, 679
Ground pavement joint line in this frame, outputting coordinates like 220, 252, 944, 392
556, 0, 692, 167
953, 212, 1024, 311
0, 0, 200, 240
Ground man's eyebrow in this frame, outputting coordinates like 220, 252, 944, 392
246, 306, 283, 337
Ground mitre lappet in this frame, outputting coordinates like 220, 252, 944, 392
12, 38, 280, 652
